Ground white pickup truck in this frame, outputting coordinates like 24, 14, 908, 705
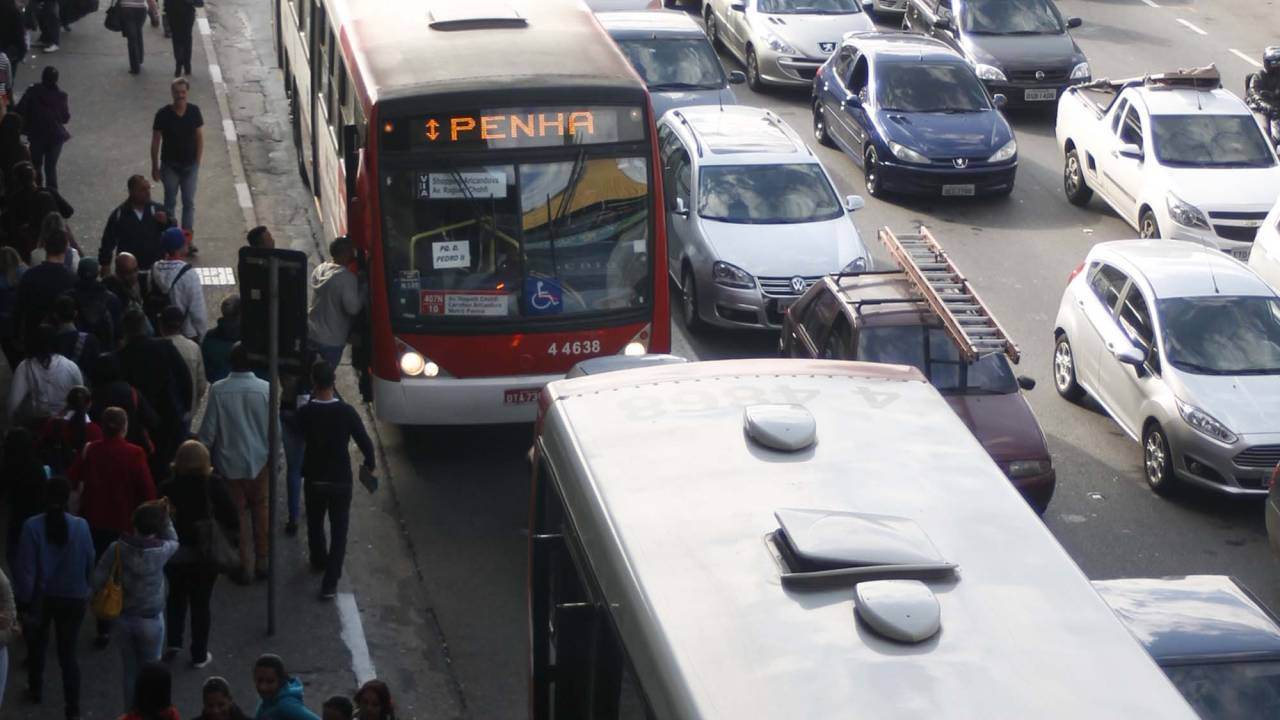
1056, 67, 1280, 261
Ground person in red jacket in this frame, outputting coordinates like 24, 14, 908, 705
69, 405, 155, 646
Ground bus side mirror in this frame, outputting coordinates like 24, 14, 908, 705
342, 124, 361, 201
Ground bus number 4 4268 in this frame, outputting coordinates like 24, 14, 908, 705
548, 340, 602, 356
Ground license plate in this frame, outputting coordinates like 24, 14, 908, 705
942, 184, 975, 197
1230, 247, 1251, 261
503, 388, 540, 406
1024, 88, 1057, 102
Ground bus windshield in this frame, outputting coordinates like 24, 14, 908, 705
381, 155, 652, 325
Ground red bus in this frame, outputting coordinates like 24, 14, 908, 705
274, 0, 670, 423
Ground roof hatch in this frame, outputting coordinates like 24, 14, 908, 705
855, 580, 942, 644
744, 405, 816, 452
771, 508, 957, 589
428, 6, 527, 31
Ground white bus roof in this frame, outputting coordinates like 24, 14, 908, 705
539, 359, 1197, 719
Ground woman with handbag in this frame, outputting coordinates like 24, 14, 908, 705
92, 497, 178, 713
160, 439, 237, 668
113, 0, 157, 75
13, 475, 95, 719
6, 323, 82, 430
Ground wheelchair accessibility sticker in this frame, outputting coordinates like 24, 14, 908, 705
525, 276, 563, 316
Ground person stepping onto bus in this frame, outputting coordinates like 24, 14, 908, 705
297, 359, 374, 600
307, 237, 363, 371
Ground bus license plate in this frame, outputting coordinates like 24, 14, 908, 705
942, 184, 975, 197
1025, 88, 1057, 102
504, 388, 540, 406
1230, 247, 1251, 261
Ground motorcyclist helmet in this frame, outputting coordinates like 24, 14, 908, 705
1265, 46, 1280, 73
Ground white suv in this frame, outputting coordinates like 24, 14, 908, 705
657, 105, 871, 331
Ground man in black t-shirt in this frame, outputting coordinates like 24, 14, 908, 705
150, 77, 204, 253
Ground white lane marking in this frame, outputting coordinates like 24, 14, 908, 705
208, 64, 223, 84
1230, 49, 1263, 68
1139, 0, 1159, 7
197, 17, 211, 35
337, 593, 377, 686
222, 118, 236, 143
1175, 18, 1207, 35
235, 182, 253, 209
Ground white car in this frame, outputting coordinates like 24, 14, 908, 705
1056, 68, 1280, 261
704, 0, 875, 90
1248, 197, 1280, 292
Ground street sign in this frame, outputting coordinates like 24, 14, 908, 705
238, 247, 309, 372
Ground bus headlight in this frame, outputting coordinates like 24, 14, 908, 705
623, 342, 646, 357
400, 351, 427, 376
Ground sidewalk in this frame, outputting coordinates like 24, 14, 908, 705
0, 9, 437, 719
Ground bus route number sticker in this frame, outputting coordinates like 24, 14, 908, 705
420, 291, 507, 317
432, 241, 470, 270
418, 171, 507, 199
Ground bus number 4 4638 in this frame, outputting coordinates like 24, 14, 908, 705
548, 340, 602, 356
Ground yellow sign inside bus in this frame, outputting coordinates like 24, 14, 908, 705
426, 111, 597, 144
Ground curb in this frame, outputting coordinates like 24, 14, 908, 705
196, 9, 257, 232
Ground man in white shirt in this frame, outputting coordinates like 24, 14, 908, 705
149, 226, 207, 340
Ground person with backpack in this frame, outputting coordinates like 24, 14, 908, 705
13, 476, 95, 718
148, 226, 205, 340
160, 440, 237, 669
99, 174, 172, 272
70, 406, 155, 647
51, 294, 99, 376
160, 304, 205, 433
70, 257, 121, 350
2, 426, 48, 571
14, 218, 74, 351
115, 307, 193, 480
201, 294, 240, 383
7, 323, 82, 428
14, 65, 68, 189
89, 351, 159, 455
102, 252, 151, 334
37, 384, 101, 475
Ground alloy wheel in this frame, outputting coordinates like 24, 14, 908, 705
1054, 342, 1073, 392
1139, 211, 1160, 239
864, 147, 881, 197
1145, 431, 1167, 486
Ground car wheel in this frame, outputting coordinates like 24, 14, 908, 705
1143, 423, 1178, 496
746, 47, 764, 92
1063, 148, 1092, 206
681, 266, 706, 333
1053, 335, 1085, 402
864, 146, 883, 198
706, 11, 722, 51
1139, 209, 1161, 239
813, 101, 834, 148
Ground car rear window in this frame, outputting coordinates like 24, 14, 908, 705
1162, 661, 1280, 719
856, 325, 1017, 394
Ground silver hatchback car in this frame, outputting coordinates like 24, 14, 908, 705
1053, 240, 1280, 496
657, 105, 871, 331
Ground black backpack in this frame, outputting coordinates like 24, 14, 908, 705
144, 263, 193, 331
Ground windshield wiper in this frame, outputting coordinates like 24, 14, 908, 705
1230, 367, 1280, 375
1169, 359, 1231, 375
649, 82, 719, 91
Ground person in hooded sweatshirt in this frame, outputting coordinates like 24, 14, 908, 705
306, 237, 363, 371
253, 654, 319, 720
93, 498, 179, 713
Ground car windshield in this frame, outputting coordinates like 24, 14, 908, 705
698, 164, 843, 224
616, 38, 725, 91
1162, 661, 1280, 719
877, 63, 991, 112
758, 0, 861, 14
959, 0, 1064, 34
1160, 296, 1280, 375
856, 324, 1018, 393
1151, 115, 1276, 168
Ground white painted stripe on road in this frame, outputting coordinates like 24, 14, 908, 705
1230, 49, 1264, 68
222, 118, 235, 142
1176, 18, 1207, 35
1139, 0, 1159, 7
337, 593, 377, 686
197, 17, 211, 35
235, 182, 253, 209
208, 64, 223, 84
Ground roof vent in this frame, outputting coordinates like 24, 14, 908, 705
429, 6, 527, 31
771, 508, 957, 589
743, 405, 816, 452
855, 579, 941, 643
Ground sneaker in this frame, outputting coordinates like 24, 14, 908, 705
43, 44, 58, 53
162, 646, 181, 662
192, 652, 214, 669
284, 520, 298, 537
318, 589, 337, 601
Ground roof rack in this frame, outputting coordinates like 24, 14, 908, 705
1143, 64, 1221, 90
878, 226, 1020, 364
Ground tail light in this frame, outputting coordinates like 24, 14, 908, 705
1067, 262, 1085, 284
1269, 463, 1279, 490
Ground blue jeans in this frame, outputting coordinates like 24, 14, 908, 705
118, 613, 165, 710
283, 414, 305, 522
161, 161, 199, 231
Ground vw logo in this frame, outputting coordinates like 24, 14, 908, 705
1035, 70, 1046, 80
819, 42, 836, 53
953, 158, 969, 169
790, 276, 807, 294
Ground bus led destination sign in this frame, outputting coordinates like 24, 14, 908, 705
409, 105, 645, 150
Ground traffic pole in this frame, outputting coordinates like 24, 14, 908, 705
267, 256, 280, 636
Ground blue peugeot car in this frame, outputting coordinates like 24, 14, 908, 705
811, 32, 1017, 199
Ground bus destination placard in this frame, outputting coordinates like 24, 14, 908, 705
401, 106, 646, 150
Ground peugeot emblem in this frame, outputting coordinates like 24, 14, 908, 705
953, 158, 969, 169
819, 42, 836, 53
790, 276, 807, 294
1035, 70, 1046, 80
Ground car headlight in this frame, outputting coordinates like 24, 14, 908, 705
712, 261, 755, 289
1069, 62, 1091, 80
1006, 460, 1052, 479
842, 256, 869, 274
1166, 192, 1210, 230
1176, 399, 1238, 444
623, 342, 646, 357
973, 63, 1007, 82
988, 139, 1017, 164
889, 141, 929, 164
763, 30, 796, 55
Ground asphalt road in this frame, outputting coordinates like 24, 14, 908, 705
388, 1, 1280, 718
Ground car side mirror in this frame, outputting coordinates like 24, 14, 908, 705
844, 194, 865, 212
728, 70, 747, 85
1117, 143, 1143, 161
1112, 343, 1146, 366
1066, 17, 1082, 29
933, 17, 953, 31
729, 1, 746, 11
862, 0, 875, 10
992, 93, 1007, 109
674, 197, 689, 217
1017, 375, 1036, 391
844, 94, 862, 108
